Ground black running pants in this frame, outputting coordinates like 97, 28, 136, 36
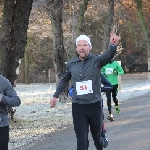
72, 101, 103, 150
0, 125, 9, 150
106, 84, 119, 114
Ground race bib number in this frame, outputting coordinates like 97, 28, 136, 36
105, 68, 113, 74
76, 80, 93, 95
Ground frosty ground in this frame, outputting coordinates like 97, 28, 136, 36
9, 73, 150, 150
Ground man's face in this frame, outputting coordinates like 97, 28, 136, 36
76, 40, 92, 60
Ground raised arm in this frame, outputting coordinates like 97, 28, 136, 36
97, 29, 121, 67
109, 29, 121, 45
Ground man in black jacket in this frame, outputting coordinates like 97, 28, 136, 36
50, 30, 120, 150
68, 74, 112, 148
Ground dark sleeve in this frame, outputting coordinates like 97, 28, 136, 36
53, 64, 72, 98
97, 45, 117, 68
101, 73, 112, 92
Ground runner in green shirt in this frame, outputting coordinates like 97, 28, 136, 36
101, 58, 124, 121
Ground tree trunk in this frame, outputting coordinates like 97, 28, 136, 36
46, 0, 68, 102
24, 50, 30, 84
0, 0, 33, 86
0, 0, 33, 118
75, 0, 90, 37
102, 0, 114, 52
136, 0, 150, 79
20, 58, 25, 83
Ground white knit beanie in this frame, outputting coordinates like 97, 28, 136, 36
76, 35, 92, 47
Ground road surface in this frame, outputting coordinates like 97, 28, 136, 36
25, 92, 150, 150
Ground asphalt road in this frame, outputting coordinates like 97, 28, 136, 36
25, 92, 150, 150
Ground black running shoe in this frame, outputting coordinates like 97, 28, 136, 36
107, 114, 114, 121
103, 137, 108, 148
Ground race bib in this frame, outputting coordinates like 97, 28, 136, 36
105, 68, 113, 74
76, 80, 93, 95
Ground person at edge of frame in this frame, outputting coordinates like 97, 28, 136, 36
101, 58, 124, 121
0, 75, 21, 150
50, 29, 120, 150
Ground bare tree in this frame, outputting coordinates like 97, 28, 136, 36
102, 0, 115, 52
0, 0, 33, 86
46, 0, 68, 102
0, 0, 33, 118
135, 0, 150, 79
75, 0, 90, 36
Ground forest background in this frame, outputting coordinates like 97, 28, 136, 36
0, 0, 150, 85
0, 0, 149, 148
